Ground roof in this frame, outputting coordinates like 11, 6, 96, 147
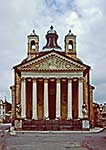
13, 50, 90, 70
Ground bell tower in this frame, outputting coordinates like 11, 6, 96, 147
27, 30, 39, 59
65, 30, 76, 59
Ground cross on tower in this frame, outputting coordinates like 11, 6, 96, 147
50, 25, 54, 30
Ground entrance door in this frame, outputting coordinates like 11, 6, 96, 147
48, 79, 56, 119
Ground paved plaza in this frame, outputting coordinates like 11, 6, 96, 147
1, 129, 106, 150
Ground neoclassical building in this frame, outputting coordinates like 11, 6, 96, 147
11, 26, 94, 130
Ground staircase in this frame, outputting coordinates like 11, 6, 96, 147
22, 119, 82, 131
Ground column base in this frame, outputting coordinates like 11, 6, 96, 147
21, 117, 26, 120
67, 117, 72, 120
55, 117, 60, 120
44, 117, 49, 120
32, 117, 38, 120
78, 116, 84, 119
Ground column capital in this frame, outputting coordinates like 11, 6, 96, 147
56, 78, 60, 83
79, 77, 84, 82
21, 77, 25, 81
68, 78, 72, 83
44, 79, 48, 83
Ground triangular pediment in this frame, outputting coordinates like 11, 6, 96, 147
17, 51, 87, 71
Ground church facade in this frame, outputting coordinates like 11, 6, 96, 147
11, 26, 94, 130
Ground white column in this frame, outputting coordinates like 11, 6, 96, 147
44, 79, 49, 119
78, 78, 83, 118
21, 78, 26, 118
56, 79, 61, 119
32, 78, 37, 120
67, 79, 72, 120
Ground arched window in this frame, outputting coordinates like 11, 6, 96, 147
68, 40, 73, 50
31, 40, 36, 50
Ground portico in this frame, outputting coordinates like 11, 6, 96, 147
21, 76, 84, 120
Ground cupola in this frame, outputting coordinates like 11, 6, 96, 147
42, 26, 61, 51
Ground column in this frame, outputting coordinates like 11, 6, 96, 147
67, 79, 72, 119
56, 79, 61, 119
21, 78, 26, 118
44, 79, 49, 119
78, 78, 83, 118
32, 78, 37, 120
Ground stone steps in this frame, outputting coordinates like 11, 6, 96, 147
21, 119, 82, 131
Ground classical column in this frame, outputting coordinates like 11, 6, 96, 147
21, 78, 26, 118
78, 78, 83, 118
56, 79, 61, 119
44, 79, 49, 119
32, 78, 37, 120
67, 79, 72, 119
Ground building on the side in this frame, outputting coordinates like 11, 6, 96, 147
99, 103, 106, 127
0, 100, 5, 122
11, 26, 95, 130
0, 99, 12, 123
4, 100, 12, 122
93, 102, 100, 127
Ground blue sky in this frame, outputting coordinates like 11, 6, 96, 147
0, 0, 106, 104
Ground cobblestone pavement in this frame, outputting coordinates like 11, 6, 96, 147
0, 124, 11, 150
2, 129, 106, 150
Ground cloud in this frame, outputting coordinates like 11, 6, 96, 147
74, 0, 106, 103
0, 0, 106, 104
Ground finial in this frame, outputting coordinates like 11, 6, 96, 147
68, 29, 73, 35
50, 25, 53, 30
32, 29, 35, 35
69, 30, 71, 34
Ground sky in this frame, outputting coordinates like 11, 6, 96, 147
0, 0, 106, 104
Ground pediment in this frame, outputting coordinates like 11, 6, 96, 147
17, 52, 86, 71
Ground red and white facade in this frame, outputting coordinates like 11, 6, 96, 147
11, 26, 94, 129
